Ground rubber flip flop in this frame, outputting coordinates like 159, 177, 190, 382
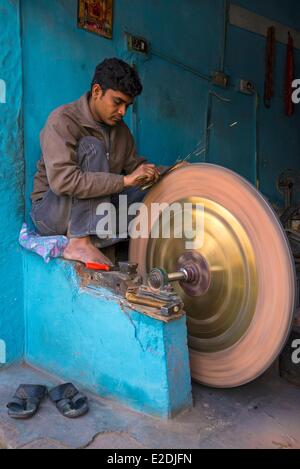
48, 383, 89, 418
7, 384, 47, 419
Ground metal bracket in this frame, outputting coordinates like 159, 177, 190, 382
82, 261, 184, 318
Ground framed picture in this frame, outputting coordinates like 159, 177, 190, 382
78, 0, 113, 39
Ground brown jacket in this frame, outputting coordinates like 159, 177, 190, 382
31, 93, 146, 202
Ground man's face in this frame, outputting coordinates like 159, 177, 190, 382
90, 85, 133, 126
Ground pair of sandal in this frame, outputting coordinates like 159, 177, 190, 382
7, 383, 89, 419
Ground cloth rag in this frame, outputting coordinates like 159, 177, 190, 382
19, 223, 69, 263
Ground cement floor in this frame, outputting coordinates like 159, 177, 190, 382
0, 362, 299, 449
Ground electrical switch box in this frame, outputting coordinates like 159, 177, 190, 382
239, 79, 255, 95
127, 34, 149, 54
211, 71, 230, 88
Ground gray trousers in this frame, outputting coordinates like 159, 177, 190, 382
31, 136, 146, 246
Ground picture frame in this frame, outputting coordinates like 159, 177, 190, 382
78, 0, 113, 40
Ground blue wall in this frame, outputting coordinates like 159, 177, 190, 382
227, 1, 300, 204
0, 0, 25, 365
25, 255, 192, 417
21, 0, 300, 210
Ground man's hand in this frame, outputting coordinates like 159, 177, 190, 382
124, 164, 160, 188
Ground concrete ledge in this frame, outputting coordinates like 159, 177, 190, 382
24, 254, 192, 418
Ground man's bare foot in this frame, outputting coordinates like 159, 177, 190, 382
63, 236, 114, 266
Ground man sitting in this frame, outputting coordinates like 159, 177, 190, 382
30, 58, 159, 265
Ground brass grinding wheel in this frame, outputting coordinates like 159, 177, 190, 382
129, 164, 296, 388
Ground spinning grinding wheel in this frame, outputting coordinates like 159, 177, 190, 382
129, 164, 296, 388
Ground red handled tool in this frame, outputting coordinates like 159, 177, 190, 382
85, 262, 111, 271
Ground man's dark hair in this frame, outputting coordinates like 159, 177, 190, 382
91, 58, 143, 98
